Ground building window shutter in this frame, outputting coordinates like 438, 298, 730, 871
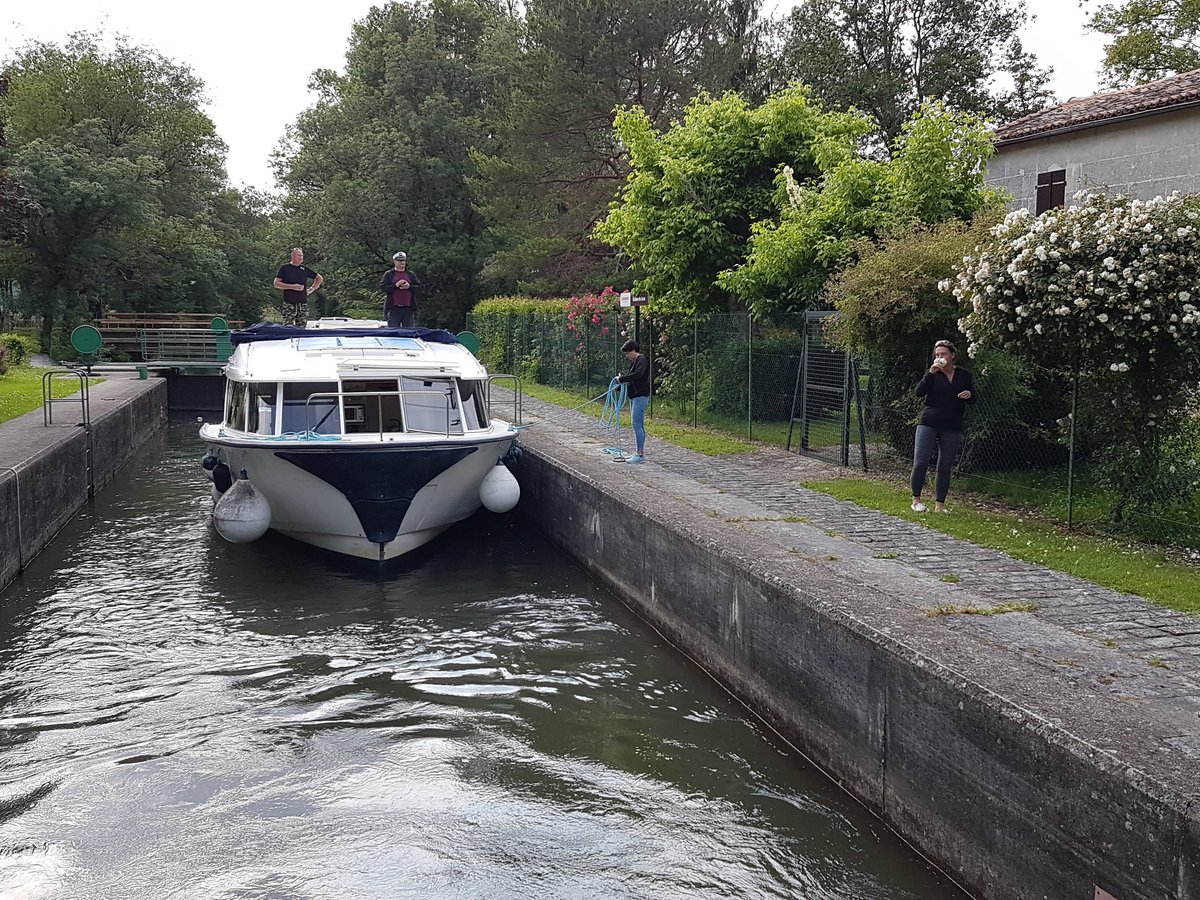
1036, 169, 1067, 214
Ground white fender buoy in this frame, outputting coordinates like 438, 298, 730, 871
211, 485, 222, 502
480, 462, 520, 513
213, 471, 272, 543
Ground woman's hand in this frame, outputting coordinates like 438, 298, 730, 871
957, 390, 972, 400
929, 363, 942, 374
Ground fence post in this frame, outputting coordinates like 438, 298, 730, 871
841, 348, 851, 467
584, 327, 590, 397
1067, 371, 1078, 531
647, 315, 654, 419
693, 317, 699, 428
747, 313, 753, 442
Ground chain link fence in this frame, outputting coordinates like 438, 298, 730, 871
471, 308, 1200, 551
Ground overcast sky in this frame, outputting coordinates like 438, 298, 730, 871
2, 1, 1108, 193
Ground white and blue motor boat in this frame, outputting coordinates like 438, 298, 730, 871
199, 318, 520, 561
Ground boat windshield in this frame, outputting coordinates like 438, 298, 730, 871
246, 382, 277, 435
459, 378, 489, 429
341, 379, 404, 434
400, 376, 460, 434
231, 377, 488, 437
280, 382, 341, 435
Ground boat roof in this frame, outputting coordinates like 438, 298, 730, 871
225, 320, 488, 381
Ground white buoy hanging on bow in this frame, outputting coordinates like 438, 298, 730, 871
213, 470, 272, 543
479, 461, 520, 513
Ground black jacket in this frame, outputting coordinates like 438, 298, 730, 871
915, 367, 976, 430
618, 353, 651, 398
378, 267, 422, 309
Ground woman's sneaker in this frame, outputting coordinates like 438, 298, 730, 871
626, 454, 645, 464
911, 500, 928, 512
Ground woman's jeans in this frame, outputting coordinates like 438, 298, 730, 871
910, 425, 963, 503
630, 395, 648, 454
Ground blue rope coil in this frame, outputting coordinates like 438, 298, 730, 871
599, 377, 628, 456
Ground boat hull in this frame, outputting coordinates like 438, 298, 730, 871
201, 430, 515, 561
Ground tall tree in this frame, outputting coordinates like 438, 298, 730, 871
275, 0, 516, 328
1089, 0, 1200, 85
471, 0, 770, 294
0, 34, 264, 348
771, 0, 1054, 144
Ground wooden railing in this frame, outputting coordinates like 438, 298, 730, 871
93, 313, 244, 360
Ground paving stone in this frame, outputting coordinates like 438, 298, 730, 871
514, 392, 1200, 679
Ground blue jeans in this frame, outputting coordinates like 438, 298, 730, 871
910, 425, 963, 503
630, 395, 648, 454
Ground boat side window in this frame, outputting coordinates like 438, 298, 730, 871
458, 378, 489, 430
401, 376, 460, 434
281, 382, 341, 434
341, 379, 403, 434
246, 382, 277, 435
227, 382, 249, 431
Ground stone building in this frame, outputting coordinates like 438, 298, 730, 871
987, 69, 1200, 212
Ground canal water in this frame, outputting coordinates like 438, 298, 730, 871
0, 420, 967, 899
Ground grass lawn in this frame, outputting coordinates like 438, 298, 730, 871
521, 382, 755, 455
958, 466, 1200, 548
806, 476, 1200, 614
0, 367, 101, 425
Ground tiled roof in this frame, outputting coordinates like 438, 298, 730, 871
995, 68, 1200, 144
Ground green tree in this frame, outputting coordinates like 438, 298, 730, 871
771, 0, 1053, 144
275, 0, 516, 328
0, 34, 267, 346
721, 101, 1004, 315
594, 85, 869, 313
1089, 0, 1200, 85
471, 0, 770, 294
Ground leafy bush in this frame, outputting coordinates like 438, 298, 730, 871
0, 332, 38, 366
824, 215, 1065, 467
470, 296, 570, 374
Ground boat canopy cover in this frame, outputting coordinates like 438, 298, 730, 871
231, 323, 461, 347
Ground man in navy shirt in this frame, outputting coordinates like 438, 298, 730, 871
273, 248, 323, 326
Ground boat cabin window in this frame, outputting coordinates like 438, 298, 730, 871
401, 376, 460, 434
227, 382, 248, 431
341, 379, 404, 434
281, 382, 341, 434
246, 382, 277, 435
459, 379, 489, 430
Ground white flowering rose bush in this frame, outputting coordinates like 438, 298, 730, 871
952, 191, 1200, 530
955, 191, 1200, 371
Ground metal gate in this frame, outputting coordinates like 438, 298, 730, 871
786, 311, 868, 470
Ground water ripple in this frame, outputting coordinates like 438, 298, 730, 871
0, 421, 963, 899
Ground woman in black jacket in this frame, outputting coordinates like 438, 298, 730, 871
910, 340, 976, 513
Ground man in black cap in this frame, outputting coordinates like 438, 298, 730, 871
378, 251, 422, 327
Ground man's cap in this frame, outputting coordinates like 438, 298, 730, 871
392, 251, 407, 260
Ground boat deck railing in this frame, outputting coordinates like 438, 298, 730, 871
485, 374, 523, 426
